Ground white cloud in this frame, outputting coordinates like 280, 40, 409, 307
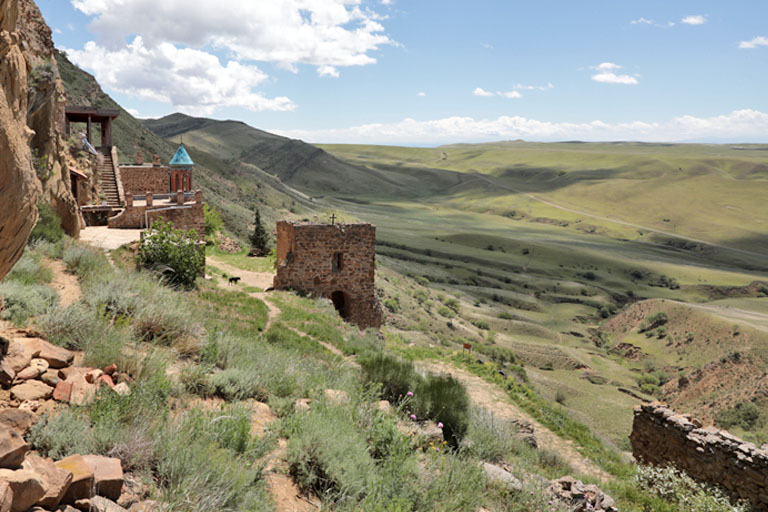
417, 92, 426, 97
681, 15, 707, 25
631, 18, 653, 25
514, 82, 554, 91
498, 91, 522, 99
64, 37, 296, 115
473, 87, 495, 97
317, 65, 340, 78
739, 36, 768, 49
271, 109, 768, 144
70, 0, 393, 72
590, 62, 638, 85
54, 28, 63, 34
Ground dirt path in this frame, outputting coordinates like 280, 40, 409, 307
207, 256, 280, 329
417, 360, 610, 481
47, 259, 82, 307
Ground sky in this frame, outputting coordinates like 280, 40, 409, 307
40, 0, 768, 145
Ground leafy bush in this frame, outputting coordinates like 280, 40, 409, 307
471, 319, 490, 330
443, 297, 461, 313
138, 220, 204, 288
715, 401, 762, 431
63, 244, 110, 279
437, 306, 455, 318
633, 465, 750, 511
639, 312, 669, 333
382, 298, 399, 313
28, 202, 64, 244
203, 203, 223, 237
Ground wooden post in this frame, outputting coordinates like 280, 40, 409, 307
86, 115, 92, 145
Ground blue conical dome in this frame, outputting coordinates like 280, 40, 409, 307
169, 144, 194, 167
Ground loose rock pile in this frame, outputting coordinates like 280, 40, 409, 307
549, 476, 618, 511
0, 330, 145, 511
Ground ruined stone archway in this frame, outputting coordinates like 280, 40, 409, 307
331, 291, 348, 320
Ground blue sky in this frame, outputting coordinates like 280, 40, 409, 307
40, 0, 768, 144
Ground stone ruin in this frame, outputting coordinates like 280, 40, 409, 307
273, 220, 382, 329
630, 402, 768, 510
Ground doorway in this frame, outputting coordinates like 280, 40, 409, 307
331, 291, 348, 320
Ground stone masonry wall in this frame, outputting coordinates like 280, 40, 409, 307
119, 165, 169, 195
630, 403, 768, 510
146, 204, 204, 240
273, 221, 382, 329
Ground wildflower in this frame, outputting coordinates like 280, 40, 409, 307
410, 414, 417, 420
437, 422, 444, 429
407, 391, 414, 397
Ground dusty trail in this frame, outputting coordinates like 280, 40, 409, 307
47, 259, 82, 306
417, 360, 611, 481
207, 256, 280, 329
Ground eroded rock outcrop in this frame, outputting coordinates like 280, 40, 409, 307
0, 0, 42, 280
0, 0, 82, 282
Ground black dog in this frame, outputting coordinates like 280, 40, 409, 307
228, 276, 241, 285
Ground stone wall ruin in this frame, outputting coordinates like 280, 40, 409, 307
273, 221, 382, 329
630, 403, 768, 510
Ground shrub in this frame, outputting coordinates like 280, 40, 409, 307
443, 297, 461, 313
0, 281, 57, 325
249, 208, 271, 257
437, 306, 455, 318
715, 401, 762, 431
382, 298, 399, 313
471, 319, 490, 330
138, 220, 204, 288
4, 251, 53, 285
28, 202, 64, 244
633, 465, 750, 511
63, 244, 110, 279
555, 389, 567, 405
203, 203, 223, 238
461, 408, 526, 463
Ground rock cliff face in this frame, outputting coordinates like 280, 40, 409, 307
0, 0, 80, 280
0, 0, 42, 279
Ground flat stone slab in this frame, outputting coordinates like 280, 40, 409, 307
83, 455, 123, 500
9, 380, 53, 402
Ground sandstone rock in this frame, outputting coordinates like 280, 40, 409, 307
0, 480, 11, 512
36, 340, 74, 369
0, 0, 42, 281
0, 429, 27, 469
0, 469, 46, 512
91, 496, 129, 512
15, 358, 48, 381
57, 506, 79, 512
481, 462, 523, 491
102, 364, 118, 376
54, 455, 94, 504
3, 342, 33, 374
323, 389, 349, 405
58, 367, 91, 382
53, 380, 72, 402
69, 381, 96, 406
9, 380, 52, 401
112, 383, 130, 397
0, 408, 35, 435
22, 454, 72, 509
40, 369, 59, 386
16, 400, 40, 412
550, 476, 617, 512
85, 370, 103, 384
82, 455, 123, 500
295, 398, 311, 412
377, 400, 391, 413
0, 361, 14, 388
73, 498, 91, 511
128, 500, 160, 512
96, 375, 115, 390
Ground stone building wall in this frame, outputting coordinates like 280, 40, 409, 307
630, 403, 768, 509
273, 221, 382, 329
108, 192, 205, 239
146, 204, 204, 239
119, 165, 169, 195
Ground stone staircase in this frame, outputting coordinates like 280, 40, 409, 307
97, 148, 120, 207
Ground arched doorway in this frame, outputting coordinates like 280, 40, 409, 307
331, 291, 348, 320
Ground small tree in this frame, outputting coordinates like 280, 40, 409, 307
138, 219, 204, 288
203, 203, 222, 238
249, 209, 270, 257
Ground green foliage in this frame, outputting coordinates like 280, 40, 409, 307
359, 352, 470, 446
4, 251, 53, 285
0, 281, 57, 326
632, 465, 750, 511
443, 297, 461, 313
383, 298, 400, 313
203, 203, 223, 237
138, 219, 204, 288
715, 401, 762, 431
63, 243, 110, 279
249, 208, 271, 257
471, 319, 490, 330
639, 312, 669, 333
29, 202, 64, 244
437, 306, 455, 318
